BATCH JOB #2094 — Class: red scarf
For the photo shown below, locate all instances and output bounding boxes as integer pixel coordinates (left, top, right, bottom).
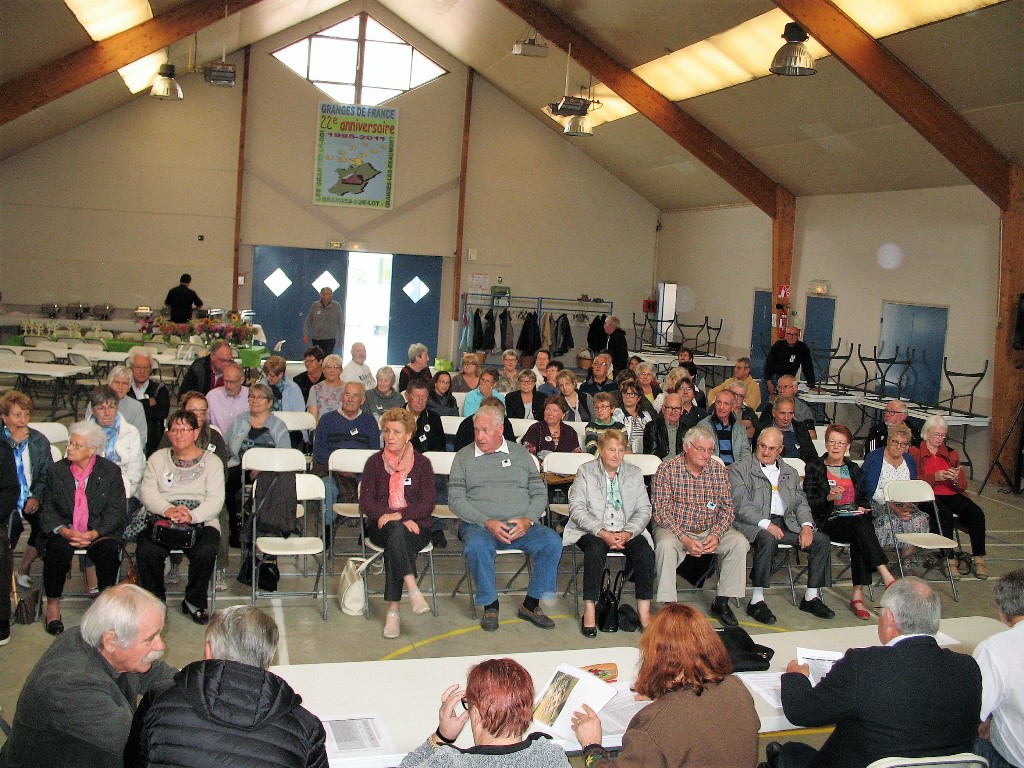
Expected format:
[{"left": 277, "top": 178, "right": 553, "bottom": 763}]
[{"left": 382, "top": 443, "right": 414, "bottom": 510}]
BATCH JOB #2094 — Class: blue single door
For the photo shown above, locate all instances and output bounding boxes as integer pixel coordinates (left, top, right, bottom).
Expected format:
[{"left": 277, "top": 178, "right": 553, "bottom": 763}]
[
  {"left": 879, "top": 302, "right": 948, "bottom": 403},
  {"left": 804, "top": 296, "right": 836, "bottom": 382},
  {"left": 387, "top": 254, "right": 443, "bottom": 365},
  {"left": 749, "top": 290, "right": 773, "bottom": 379}
]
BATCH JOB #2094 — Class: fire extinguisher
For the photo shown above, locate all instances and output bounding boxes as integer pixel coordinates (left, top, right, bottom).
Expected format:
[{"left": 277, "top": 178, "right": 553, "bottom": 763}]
[{"left": 778, "top": 308, "right": 788, "bottom": 339}]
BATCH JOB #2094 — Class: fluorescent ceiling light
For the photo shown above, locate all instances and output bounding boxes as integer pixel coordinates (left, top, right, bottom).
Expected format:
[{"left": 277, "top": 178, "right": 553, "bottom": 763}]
[
  {"left": 65, "top": 0, "right": 158, "bottom": 93},
  {"left": 557, "top": 0, "right": 1003, "bottom": 129}
]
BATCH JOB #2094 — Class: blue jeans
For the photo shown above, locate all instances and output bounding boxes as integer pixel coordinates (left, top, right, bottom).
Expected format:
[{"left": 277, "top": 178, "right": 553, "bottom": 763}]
[
  {"left": 460, "top": 522, "right": 562, "bottom": 607},
  {"left": 974, "top": 737, "right": 1016, "bottom": 768}
]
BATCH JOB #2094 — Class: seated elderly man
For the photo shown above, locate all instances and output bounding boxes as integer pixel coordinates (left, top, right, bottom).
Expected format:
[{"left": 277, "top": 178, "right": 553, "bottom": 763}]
[
  {"left": 754, "top": 396, "right": 818, "bottom": 465},
  {"left": 651, "top": 425, "right": 749, "bottom": 627},
  {"left": 707, "top": 357, "right": 761, "bottom": 411},
  {"left": 127, "top": 350, "right": 170, "bottom": 456},
  {"left": 341, "top": 341, "right": 376, "bottom": 389},
  {"left": 973, "top": 568, "right": 1024, "bottom": 768},
  {"left": 697, "top": 391, "right": 751, "bottom": 466},
  {"left": 126, "top": 605, "right": 327, "bottom": 767},
  {"left": 0, "top": 584, "right": 175, "bottom": 768},
  {"left": 449, "top": 403, "right": 561, "bottom": 632},
  {"left": 181, "top": 339, "right": 236, "bottom": 395},
  {"left": 104, "top": 365, "right": 148, "bottom": 450},
  {"left": 865, "top": 399, "right": 921, "bottom": 454},
  {"left": 728, "top": 380, "right": 759, "bottom": 441},
  {"left": 580, "top": 353, "right": 618, "bottom": 398},
  {"left": 730, "top": 427, "right": 834, "bottom": 626},
  {"left": 768, "top": 578, "right": 981, "bottom": 768},
  {"left": 642, "top": 392, "right": 686, "bottom": 460},
  {"left": 406, "top": 379, "right": 445, "bottom": 453},
  {"left": 758, "top": 374, "right": 817, "bottom": 438},
  {"left": 206, "top": 362, "right": 249, "bottom": 433},
  {"left": 312, "top": 382, "right": 381, "bottom": 521}
]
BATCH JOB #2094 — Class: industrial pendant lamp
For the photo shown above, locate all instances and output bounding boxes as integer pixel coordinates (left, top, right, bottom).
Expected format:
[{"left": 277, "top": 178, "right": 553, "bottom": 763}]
[
  {"left": 769, "top": 22, "right": 816, "bottom": 76},
  {"left": 564, "top": 115, "right": 592, "bottom": 137},
  {"left": 150, "top": 63, "right": 183, "bottom": 99}
]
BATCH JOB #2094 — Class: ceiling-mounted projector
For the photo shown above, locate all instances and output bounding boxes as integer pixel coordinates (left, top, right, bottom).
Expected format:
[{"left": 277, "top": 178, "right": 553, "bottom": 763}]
[
  {"left": 204, "top": 62, "right": 236, "bottom": 86},
  {"left": 547, "top": 95, "right": 591, "bottom": 117},
  {"left": 513, "top": 37, "right": 548, "bottom": 57}
]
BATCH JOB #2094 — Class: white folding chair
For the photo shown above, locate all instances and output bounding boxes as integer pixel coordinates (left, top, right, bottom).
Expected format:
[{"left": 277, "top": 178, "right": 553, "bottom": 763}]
[
  {"left": 866, "top": 754, "right": 988, "bottom": 768},
  {"left": 622, "top": 453, "right": 662, "bottom": 475},
  {"left": 250, "top": 473, "right": 328, "bottom": 619},
  {"left": 542, "top": 452, "right": 596, "bottom": 522},
  {"left": 31, "top": 421, "right": 70, "bottom": 445},
  {"left": 275, "top": 410, "right": 316, "bottom": 433},
  {"left": 884, "top": 479, "right": 960, "bottom": 600},
  {"left": 508, "top": 418, "right": 535, "bottom": 439},
  {"left": 440, "top": 415, "right": 462, "bottom": 436},
  {"left": 782, "top": 457, "right": 806, "bottom": 477},
  {"left": 327, "top": 448, "right": 378, "bottom": 569},
  {"left": 50, "top": 444, "right": 62, "bottom": 462},
  {"left": 452, "top": 391, "right": 468, "bottom": 414},
  {"left": 424, "top": 451, "right": 456, "bottom": 520}
]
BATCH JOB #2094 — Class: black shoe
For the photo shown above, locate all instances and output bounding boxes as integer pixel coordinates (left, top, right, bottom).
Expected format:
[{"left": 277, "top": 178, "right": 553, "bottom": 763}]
[
  {"left": 709, "top": 599, "right": 739, "bottom": 627},
  {"left": 480, "top": 608, "right": 499, "bottom": 632},
  {"left": 746, "top": 600, "right": 777, "bottom": 625},
  {"left": 181, "top": 600, "right": 209, "bottom": 625},
  {"left": 0, "top": 620, "right": 10, "bottom": 646},
  {"left": 45, "top": 618, "right": 64, "bottom": 636},
  {"left": 580, "top": 618, "right": 597, "bottom": 638},
  {"left": 799, "top": 597, "right": 836, "bottom": 619},
  {"left": 517, "top": 605, "right": 555, "bottom": 629},
  {"left": 430, "top": 530, "right": 448, "bottom": 549},
  {"left": 766, "top": 741, "right": 782, "bottom": 768}
]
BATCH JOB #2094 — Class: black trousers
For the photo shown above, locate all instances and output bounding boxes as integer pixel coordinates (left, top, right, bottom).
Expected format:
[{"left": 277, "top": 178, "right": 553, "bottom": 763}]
[
  {"left": 820, "top": 515, "right": 887, "bottom": 586},
  {"left": 43, "top": 535, "right": 120, "bottom": 599},
  {"left": 367, "top": 521, "right": 430, "bottom": 602},
  {"left": 931, "top": 495, "right": 986, "bottom": 556},
  {"left": 749, "top": 525, "right": 832, "bottom": 589},
  {"left": 0, "top": 519, "right": 12, "bottom": 623},
  {"left": 576, "top": 533, "right": 655, "bottom": 601},
  {"left": 137, "top": 526, "right": 220, "bottom": 609},
  {"left": 226, "top": 465, "right": 244, "bottom": 547},
  {"left": 312, "top": 338, "right": 337, "bottom": 356}
]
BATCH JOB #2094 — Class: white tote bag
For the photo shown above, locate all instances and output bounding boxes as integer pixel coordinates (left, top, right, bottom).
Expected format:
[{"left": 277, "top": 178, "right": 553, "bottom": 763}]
[{"left": 337, "top": 553, "right": 382, "bottom": 616}]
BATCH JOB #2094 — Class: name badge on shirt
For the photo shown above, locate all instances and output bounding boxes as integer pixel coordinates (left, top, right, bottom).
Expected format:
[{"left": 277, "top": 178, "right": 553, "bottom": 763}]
[
  {"left": 162, "top": 472, "right": 174, "bottom": 488},
  {"left": 419, "top": 434, "right": 427, "bottom": 442},
  {"left": 403, "top": 477, "right": 412, "bottom": 485},
  {"left": 501, "top": 459, "right": 512, "bottom": 468},
  {"left": 544, "top": 435, "right": 553, "bottom": 442},
  {"left": 827, "top": 479, "right": 837, "bottom": 487},
  {"left": 707, "top": 501, "right": 716, "bottom": 511},
  {"left": 207, "top": 444, "right": 217, "bottom": 453},
  {"left": 350, "top": 429, "right": 359, "bottom": 436}
]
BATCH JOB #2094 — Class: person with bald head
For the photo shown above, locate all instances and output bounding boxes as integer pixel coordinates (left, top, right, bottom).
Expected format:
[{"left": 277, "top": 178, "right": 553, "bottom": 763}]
[
  {"left": 864, "top": 399, "right": 920, "bottom": 454},
  {"left": 341, "top": 341, "right": 376, "bottom": 389},
  {"left": 758, "top": 374, "right": 817, "bottom": 439},
  {"left": 642, "top": 393, "right": 687, "bottom": 460},
  {"left": 128, "top": 350, "right": 170, "bottom": 456},
  {"left": 730, "top": 427, "right": 834, "bottom": 625}
]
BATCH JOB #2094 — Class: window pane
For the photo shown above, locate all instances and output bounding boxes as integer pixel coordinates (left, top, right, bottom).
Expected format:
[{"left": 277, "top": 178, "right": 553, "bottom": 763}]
[
  {"left": 272, "top": 39, "right": 310, "bottom": 78},
  {"left": 410, "top": 50, "right": 445, "bottom": 88},
  {"left": 342, "top": 253, "right": 393, "bottom": 370},
  {"left": 361, "top": 87, "right": 402, "bottom": 106},
  {"left": 362, "top": 41, "right": 411, "bottom": 90},
  {"left": 321, "top": 16, "right": 360, "bottom": 39},
  {"left": 317, "top": 83, "right": 356, "bottom": 103},
  {"left": 309, "top": 37, "right": 357, "bottom": 82},
  {"left": 365, "top": 17, "right": 403, "bottom": 44}
]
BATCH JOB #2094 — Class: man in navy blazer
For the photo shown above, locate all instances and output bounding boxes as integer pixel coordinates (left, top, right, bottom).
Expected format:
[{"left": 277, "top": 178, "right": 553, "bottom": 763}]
[{"left": 768, "top": 577, "right": 982, "bottom": 768}]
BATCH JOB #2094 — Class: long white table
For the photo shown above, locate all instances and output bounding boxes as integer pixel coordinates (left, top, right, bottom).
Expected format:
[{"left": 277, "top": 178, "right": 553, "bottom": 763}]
[
  {"left": 0, "top": 358, "right": 90, "bottom": 419},
  {"left": 272, "top": 616, "right": 1004, "bottom": 768}
]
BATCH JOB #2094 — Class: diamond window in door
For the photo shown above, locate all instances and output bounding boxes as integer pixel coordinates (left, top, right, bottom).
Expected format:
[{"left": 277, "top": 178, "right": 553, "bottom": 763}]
[
  {"left": 312, "top": 271, "right": 341, "bottom": 293},
  {"left": 403, "top": 277, "right": 429, "bottom": 303},
  {"left": 263, "top": 268, "right": 293, "bottom": 297}
]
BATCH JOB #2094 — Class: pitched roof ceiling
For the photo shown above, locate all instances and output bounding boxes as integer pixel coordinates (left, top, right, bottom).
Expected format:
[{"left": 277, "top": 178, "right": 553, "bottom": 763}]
[{"left": 1, "top": 0, "right": 1020, "bottom": 211}]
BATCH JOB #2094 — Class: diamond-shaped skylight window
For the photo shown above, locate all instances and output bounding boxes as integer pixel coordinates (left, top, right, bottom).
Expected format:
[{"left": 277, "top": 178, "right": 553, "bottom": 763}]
[
  {"left": 312, "top": 271, "right": 341, "bottom": 293},
  {"left": 403, "top": 277, "right": 429, "bottom": 303},
  {"left": 264, "top": 268, "right": 293, "bottom": 297}
]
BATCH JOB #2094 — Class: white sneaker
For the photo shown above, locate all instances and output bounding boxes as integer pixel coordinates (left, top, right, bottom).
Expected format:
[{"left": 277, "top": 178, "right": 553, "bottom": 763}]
[
  {"left": 15, "top": 574, "right": 32, "bottom": 589},
  {"left": 215, "top": 570, "right": 227, "bottom": 592},
  {"left": 166, "top": 564, "right": 180, "bottom": 585}
]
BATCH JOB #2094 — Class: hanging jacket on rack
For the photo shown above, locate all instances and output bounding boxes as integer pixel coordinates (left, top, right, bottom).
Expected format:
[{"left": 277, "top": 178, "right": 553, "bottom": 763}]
[
  {"left": 588, "top": 314, "right": 608, "bottom": 353},
  {"left": 541, "top": 313, "right": 553, "bottom": 351},
  {"left": 499, "top": 309, "right": 514, "bottom": 350},
  {"left": 552, "top": 313, "right": 574, "bottom": 356},
  {"left": 472, "top": 309, "right": 484, "bottom": 351},
  {"left": 459, "top": 312, "right": 473, "bottom": 353},
  {"left": 516, "top": 312, "right": 541, "bottom": 357},
  {"left": 481, "top": 308, "right": 497, "bottom": 351}
]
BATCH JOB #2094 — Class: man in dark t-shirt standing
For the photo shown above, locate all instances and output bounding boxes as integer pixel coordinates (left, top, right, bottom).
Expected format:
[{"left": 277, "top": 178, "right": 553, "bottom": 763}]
[{"left": 164, "top": 273, "right": 203, "bottom": 323}]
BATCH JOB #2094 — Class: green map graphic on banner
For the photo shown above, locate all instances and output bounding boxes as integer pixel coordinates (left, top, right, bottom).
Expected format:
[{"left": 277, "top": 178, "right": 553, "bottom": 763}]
[{"left": 315, "top": 102, "right": 397, "bottom": 208}]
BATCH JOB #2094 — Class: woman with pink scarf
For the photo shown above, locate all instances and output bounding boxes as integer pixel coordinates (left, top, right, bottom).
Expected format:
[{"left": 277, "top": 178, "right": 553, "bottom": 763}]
[
  {"left": 39, "top": 421, "right": 127, "bottom": 635},
  {"left": 359, "top": 408, "right": 437, "bottom": 639}
]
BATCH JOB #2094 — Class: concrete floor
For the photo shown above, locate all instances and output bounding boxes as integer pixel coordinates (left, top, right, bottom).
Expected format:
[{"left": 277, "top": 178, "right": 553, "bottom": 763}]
[{"left": 2, "top": 479, "right": 1022, "bottom": 760}]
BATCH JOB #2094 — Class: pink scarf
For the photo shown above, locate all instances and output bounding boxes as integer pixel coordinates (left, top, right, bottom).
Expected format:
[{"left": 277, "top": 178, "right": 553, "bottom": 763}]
[
  {"left": 69, "top": 455, "right": 97, "bottom": 533},
  {"left": 382, "top": 444, "right": 414, "bottom": 511}
]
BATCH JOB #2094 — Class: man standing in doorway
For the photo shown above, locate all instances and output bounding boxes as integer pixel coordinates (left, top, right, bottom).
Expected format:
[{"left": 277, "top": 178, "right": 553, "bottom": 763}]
[
  {"left": 164, "top": 274, "right": 203, "bottom": 323},
  {"left": 303, "top": 287, "right": 343, "bottom": 356}
]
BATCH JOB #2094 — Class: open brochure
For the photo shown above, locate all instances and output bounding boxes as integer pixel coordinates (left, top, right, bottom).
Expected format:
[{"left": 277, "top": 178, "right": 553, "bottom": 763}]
[
  {"left": 796, "top": 647, "right": 845, "bottom": 686},
  {"left": 599, "top": 679, "right": 653, "bottom": 733},
  {"left": 533, "top": 663, "right": 618, "bottom": 740},
  {"left": 322, "top": 714, "right": 395, "bottom": 757}
]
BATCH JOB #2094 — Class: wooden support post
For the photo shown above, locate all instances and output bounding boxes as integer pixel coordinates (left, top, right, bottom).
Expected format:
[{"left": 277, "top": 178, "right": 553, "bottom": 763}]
[
  {"left": 772, "top": 186, "right": 796, "bottom": 330},
  {"left": 452, "top": 68, "right": 474, "bottom": 322},
  {"left": 231, "top": 47, "right": 250, "bottom": 312}
]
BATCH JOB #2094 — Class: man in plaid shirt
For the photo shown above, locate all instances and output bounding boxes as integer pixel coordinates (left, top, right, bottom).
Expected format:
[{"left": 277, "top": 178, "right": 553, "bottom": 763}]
[{"left": 652, "top": 425, "right": 750, "bottom": 627}]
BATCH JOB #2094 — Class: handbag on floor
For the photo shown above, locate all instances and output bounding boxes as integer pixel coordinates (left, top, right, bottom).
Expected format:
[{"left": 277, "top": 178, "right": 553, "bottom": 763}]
[
  {"left": 12, "top": 573, "right": 40, "bottom": 625},
  {"left": 595, "top": 569, "right": 621, "bottom": 633},
  {"left": 337, "top": 553, "right": 381, "bottom": 616}
]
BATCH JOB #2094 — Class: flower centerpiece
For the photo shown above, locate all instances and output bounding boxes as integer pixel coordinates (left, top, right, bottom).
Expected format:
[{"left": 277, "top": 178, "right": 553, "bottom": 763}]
[{"left": 140, "top": 314, "right": 256, "bottom": 346}]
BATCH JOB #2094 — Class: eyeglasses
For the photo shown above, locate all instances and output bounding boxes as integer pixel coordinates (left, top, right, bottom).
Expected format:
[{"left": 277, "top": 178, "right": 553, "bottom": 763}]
[
  {"left": 663, "top": 406, "right": 682, "bottom": 411},
  {"left": 621, "top": 391, "right": 639, "bottom": 397},
  {"left": 826, "top": 440, "right": 849, "bottom": 447},
  {"left": 213, "top": 355, "right": 234, "bottom": 364},
  {"left": 67, "top": 440, "right": 89, "bottom": 451},
  {"left": 93, "top": 402, "right": 117, "bottom": 411},
  {"left": 168, "top": 427, "right": 197, "bottom": 435},
  {"left": 930, "top": 432, "right": 948, "bottom": 439},
  {"left": 186, "top": 408, "right": 208, "bottom": 415},
  {"left": 888, "top": 439, "right": 910, "bottom": 447},
  {"left": 248, "top": 394, "right": 270, "bottom": 401},
  {"left": 757, "top": 443, "right": 782, "bottom": 452},
  {"left": 323, "top": 364, "right": 341, "bottom": 370},
  {"left": 884, "top": 409, "right": 906, "bottom": 416}
]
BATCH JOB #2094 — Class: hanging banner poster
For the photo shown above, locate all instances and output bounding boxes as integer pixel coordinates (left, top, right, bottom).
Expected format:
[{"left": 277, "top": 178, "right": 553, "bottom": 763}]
[{"left": 315, "top": 102, "right": 397, "bottom": 208}]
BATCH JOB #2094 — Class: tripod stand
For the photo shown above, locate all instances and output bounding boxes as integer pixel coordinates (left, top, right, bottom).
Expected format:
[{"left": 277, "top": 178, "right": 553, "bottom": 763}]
[{"left": 979, "top": 398, "right": 1024, "bottom": 494}]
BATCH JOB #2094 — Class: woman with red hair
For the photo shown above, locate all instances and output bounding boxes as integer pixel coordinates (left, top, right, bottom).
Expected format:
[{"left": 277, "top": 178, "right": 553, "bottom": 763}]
[
  {"left": 401, "top": 658, "right": 570, "bottom": 768},
  {"left": 570, "top": 603, "right": 758, "bottom": 768}
]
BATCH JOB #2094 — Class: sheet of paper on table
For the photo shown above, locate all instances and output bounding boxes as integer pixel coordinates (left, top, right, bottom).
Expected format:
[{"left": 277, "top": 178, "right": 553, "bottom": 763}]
[
  {"left": 737, "top": 672, "right": 784, "bottom": 709},
  {"left": 598, "top": 680, "right": 652, "bottom": 732},
  {"left": 796, "top": 647, "right": 844, "bottom": 687},
  {"left": 323, "top": 714, "right": 395, "bottom": 757},
  {"left": 533, "top": 663, "right": 617, "bottom": 740}
]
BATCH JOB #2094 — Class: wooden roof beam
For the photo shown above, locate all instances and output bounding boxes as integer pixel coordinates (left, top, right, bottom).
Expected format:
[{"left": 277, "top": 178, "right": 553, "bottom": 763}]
[
  {"left": 494, "top": 0, "right": 786, "bottom": 218},
  {"left": 0, "top": 0, "right": 266, "bottom": 128},
  {"left": 772, "top": 0, "right": 1012, "bottom": 211}
]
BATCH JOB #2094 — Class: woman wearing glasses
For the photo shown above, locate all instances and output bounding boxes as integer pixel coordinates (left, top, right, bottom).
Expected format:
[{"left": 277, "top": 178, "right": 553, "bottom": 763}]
[
  {"left": 804, "top": 424, "right": 896, "bottom": 620},
  {"left": 612, "top": 384, "right": 656, "bottom": 454},
  {"left": 859, "top": 423, "right": 930, "bottom": 560},
  {"left": 910, "top": 414, "right": 988, "bottom": 578}
]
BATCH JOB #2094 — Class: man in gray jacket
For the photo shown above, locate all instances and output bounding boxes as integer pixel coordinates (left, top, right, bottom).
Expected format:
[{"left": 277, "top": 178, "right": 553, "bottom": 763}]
[
  {"left": 302, "top": 287, "right": 344, "bottom": 355},
  {"left": 730, "top": 427, "right": 834, "bottom": 625}
]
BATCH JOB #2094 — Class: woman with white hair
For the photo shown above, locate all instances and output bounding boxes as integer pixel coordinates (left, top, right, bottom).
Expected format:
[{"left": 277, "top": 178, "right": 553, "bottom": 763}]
[
  {"left": 38, "top": 420, "right": 127, "bottom": 635},
  {"left": 399, "top": 343, "right": 432, "bottom": 393},
  {"left": 496, "top": 349, "right": 520, "bottom": 393},
  {"left": 365, "top": 366, "right": 407, "bottom": 417},
  {"left": 910, "top": 414, "right": 988, "bottom": 578},
  {"left": 104, "top": 364, "right": 148, "bottom": 449}
]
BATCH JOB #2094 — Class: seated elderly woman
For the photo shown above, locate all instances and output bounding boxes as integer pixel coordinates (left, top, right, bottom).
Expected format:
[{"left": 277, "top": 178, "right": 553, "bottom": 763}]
[
  {"left": 910, "top": 414, "right": 988, "bottom": 578},
  {"left": 38, "top": 420, "right": 126, "bottom": 635},
  {"left": 504, "top": 370, "right": 544, "bottom": 421},
  {"left": 635, "top": 362, "right": 662, "bottom": 405},
  {"left": 556, "top": 370, "right": 593, "bottom": 423},
  {"left": 450, "top": 352, "right": 481, "bottom": 394},
  {"left": 400, "top": 658, "right": 570, "bottom": 768},
  {"left": 305, "top": 353, "right": 345, "bottom": 423},
  {"left": 804, "top": 424, "right": 896, "bottom": 620},
  {"left": 104, "top": 364, "right": 148, "bottom": 449},
  {"left": 1, "top": 391, "right": 54, "bottom": 589},
  {"left": 571, "top": 604, "right": 759, "bottom": 768},
  {"left": 613, "top": 382, "right": 656, "bottom": 454},
  {"left": 565, "top": 429, "right": 654, "bottom": 635},
  {"left": 224, "top": 382, "right": 290, "bottom": 548},
  {"left": 521, "top": 396, "right": 581, "bottom": 458},
  {"left": 859, "top": 422, "right": 931, "bottom": 559},
  {"left": 462, "top": 368, "right": 505, "bottom": 417},
  {"left": 360, "top": 408, "right": 437, "bottom": 639},
  {"left": 496, "top": 350, "right": 520, "bottom": 393},
  {"left": 364, "top": 366, "right": 407, "bottom": 419},
  {"left": 137, "top": 410, "right": 226, "bottom": 625},
  {"left": 584, "top": 392, "right": 624, "bottom": 455},
  {"left": 259, "top": 354, "right": 307, "bottom": 449},
  {"left": 88, "top": 385, "right": 145, "bottom": 503}
]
